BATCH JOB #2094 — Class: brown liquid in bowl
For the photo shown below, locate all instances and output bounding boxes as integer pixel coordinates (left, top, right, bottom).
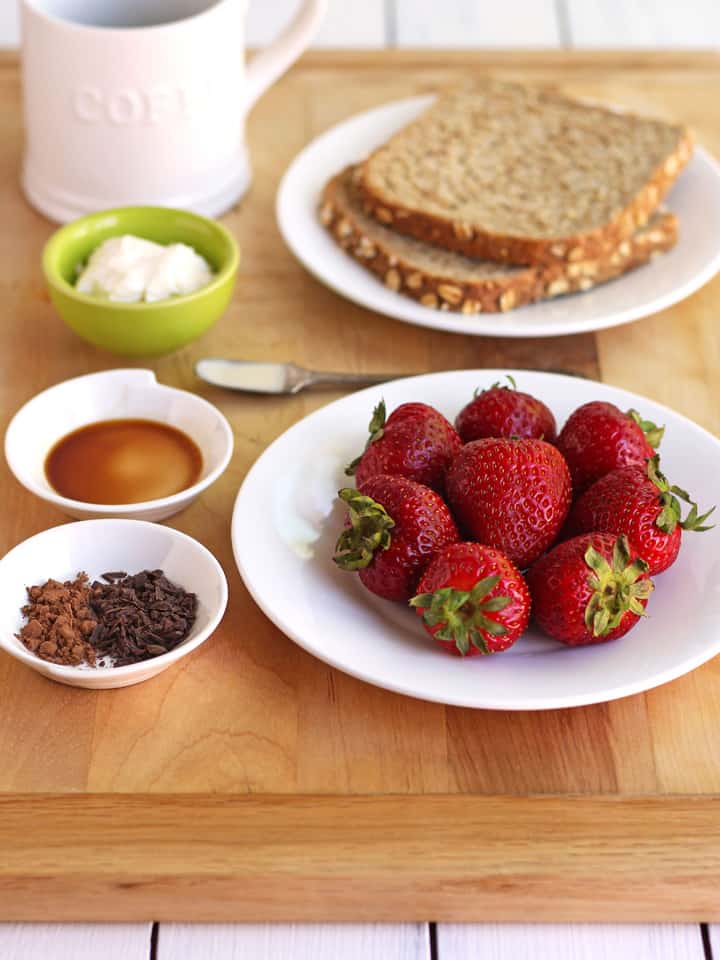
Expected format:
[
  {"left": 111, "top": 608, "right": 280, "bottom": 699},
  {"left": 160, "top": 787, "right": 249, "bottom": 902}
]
[{"left": 45, "top": 419, "right": 203, "bottom": 505}]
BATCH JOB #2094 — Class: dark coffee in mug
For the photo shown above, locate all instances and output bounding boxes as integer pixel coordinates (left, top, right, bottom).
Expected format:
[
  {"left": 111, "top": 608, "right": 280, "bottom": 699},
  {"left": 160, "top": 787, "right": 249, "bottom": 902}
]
[{"left": 26, "top": 0, "right": 219, "bottom": 29}]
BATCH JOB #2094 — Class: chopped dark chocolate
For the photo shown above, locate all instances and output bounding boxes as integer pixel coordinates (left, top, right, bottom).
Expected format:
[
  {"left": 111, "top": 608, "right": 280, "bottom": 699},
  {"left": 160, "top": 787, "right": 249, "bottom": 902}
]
[{"left": 89, "top": 570, "right": 198, "bottom": 667}]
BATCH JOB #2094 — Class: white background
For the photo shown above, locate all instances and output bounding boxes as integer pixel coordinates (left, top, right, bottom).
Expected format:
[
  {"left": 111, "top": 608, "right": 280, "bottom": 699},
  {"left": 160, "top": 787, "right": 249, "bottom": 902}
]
[{"left": 2, "top": 0, "right": 720, "bottom": 48}]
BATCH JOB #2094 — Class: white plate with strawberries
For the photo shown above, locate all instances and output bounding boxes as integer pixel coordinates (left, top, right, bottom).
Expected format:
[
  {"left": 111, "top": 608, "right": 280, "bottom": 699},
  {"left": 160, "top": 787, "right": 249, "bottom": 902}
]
[{"left": 232, "top": 370, "right": 720, "bottom": 710}]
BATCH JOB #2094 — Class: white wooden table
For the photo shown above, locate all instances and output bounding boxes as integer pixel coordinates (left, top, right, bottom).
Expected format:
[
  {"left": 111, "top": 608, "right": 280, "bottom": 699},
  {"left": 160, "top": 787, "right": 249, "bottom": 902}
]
[
  {"left": 0, "top": 922, "right": 716, "bottom": 959},
  {"left": 3, "top": 0, "right": 720, "bottom": 47},
  {"left": 2, "top": 1, "right": 719, "bottom": 956}
]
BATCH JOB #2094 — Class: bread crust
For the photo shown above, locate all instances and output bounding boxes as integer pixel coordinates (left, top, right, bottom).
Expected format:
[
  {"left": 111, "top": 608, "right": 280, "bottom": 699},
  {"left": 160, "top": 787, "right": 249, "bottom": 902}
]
[
  {"left": 356, "top": 88, "right": 692, "bottom": 267},
  {"left": 320, "top": 171, "right": 678, "bottom": 315}
]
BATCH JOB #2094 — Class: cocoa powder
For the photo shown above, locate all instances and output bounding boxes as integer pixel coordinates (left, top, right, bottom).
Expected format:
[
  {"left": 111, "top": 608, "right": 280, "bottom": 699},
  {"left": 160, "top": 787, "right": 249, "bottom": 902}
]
[
  {"left": 17, "top": 573, "right": 98, "bottom": 666},
  {"left": 17, "top": 569, "right": 198, "bottom": 669}
]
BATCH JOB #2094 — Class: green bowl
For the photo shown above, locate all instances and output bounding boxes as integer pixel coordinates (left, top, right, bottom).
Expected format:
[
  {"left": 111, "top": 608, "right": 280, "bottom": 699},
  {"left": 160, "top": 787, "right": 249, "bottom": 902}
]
[{"left": 42, "top": 206, "right": 240, "bottom": 357}]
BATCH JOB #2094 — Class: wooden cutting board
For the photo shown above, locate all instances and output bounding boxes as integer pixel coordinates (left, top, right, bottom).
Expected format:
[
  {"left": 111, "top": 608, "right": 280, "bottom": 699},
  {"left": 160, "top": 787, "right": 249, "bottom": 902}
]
[{"left": 0, "top": 50, "right": 719, "bottom": 922}]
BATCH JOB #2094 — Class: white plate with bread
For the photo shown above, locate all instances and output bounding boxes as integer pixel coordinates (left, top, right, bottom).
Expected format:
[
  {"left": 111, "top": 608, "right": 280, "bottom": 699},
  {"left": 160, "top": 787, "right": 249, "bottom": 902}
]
[{"left": 277, "top": 82, "right": 720, "bottom": 338}]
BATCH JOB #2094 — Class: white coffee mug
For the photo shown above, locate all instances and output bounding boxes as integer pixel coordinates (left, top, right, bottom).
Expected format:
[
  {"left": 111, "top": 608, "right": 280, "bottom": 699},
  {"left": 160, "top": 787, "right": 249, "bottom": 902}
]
[{"left": 21, "top": 0, "right": 327, "bottom": 222}]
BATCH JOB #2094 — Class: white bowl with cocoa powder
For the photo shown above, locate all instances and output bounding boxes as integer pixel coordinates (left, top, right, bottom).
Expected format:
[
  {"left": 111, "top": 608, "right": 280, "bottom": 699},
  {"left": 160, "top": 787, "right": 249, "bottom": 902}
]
[{"left": 0, "top": 519, "right": 228, "bottom": 689}]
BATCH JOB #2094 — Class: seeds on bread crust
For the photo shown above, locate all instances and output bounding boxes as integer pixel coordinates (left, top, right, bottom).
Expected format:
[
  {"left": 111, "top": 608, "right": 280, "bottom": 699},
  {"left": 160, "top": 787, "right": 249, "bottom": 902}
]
[
  {"left": 385, "top": 268, "right": 401, "bottom": 291},
  {"left": 319, "top": 166, "right": 678, "bottom": 316},
  {"left": 453, "top": 221, "right": 475, "bottom": 240},
  {"left": 546, "top": 278, "right": 570, "bottom": 296},
  {"left": 437, "top": 284, "right": 464, "bottom": 306},
  {"left": 355, "top": 236, "right": 376, "bottom": 258},
  {"left": 335, "top": 217, "right": 352, "bottom": 238},
  {"left": 461, "top": 299, "right": 482, "bottom": 314},
  {"left": 499, "top": 290, "right": 517, "bottom": 312}
]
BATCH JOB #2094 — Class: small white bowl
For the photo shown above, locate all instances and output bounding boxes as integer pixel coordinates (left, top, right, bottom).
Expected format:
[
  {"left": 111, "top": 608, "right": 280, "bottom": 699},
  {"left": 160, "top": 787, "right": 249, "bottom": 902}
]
[
  {"left": 0, "top": 519, "right": 228, "bottom": 689},
  {"left": 4, "top": 369, "right": 233, "bottom": 521}
]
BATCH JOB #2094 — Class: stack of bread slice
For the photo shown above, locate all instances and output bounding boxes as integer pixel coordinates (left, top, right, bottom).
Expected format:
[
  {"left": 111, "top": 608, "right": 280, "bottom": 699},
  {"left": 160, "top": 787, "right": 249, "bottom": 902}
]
[{"left": 319, "top": 79, "right": 692, "bottom": 315}]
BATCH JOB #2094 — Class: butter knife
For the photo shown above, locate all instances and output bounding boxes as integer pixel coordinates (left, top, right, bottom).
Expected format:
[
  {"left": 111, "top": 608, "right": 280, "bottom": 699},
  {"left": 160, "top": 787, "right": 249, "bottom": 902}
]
[{"left": 195, "top": 358, "right": 409, "bottom": 395}]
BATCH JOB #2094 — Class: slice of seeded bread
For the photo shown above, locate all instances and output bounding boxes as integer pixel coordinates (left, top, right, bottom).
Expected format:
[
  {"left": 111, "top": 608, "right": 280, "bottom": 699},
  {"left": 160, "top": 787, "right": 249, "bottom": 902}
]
[
  {"left": 320, "top": 167, "right": 678, "bottom": 314},
  {"left": 357, "top": 79, "right": 691, "bottom": 267}
]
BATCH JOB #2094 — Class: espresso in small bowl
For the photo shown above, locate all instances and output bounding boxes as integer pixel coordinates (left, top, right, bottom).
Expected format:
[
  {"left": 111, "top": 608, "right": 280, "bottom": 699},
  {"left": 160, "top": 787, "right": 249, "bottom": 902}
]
[
  {"left": 5, "top": 369, "right": 233, "bottom": 522},
  {"left": 46, "top": 419, "right": 203, "bottom": 505}
]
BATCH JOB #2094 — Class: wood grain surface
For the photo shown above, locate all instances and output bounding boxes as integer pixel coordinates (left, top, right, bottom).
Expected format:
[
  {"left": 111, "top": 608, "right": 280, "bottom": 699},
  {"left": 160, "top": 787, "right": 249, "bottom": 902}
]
[
  {"left": 0, "top": 50, "right": 718, "bottom": 920},
  {"left": 1, "top": 795, "right": 719, "bottom": 922}
]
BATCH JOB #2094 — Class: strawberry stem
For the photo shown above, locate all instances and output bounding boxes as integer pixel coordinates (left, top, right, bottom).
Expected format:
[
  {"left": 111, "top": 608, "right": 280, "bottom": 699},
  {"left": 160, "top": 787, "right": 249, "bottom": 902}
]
[
  {"left": 410, "top": 575, "right": 511, "bottom": 656},
  {"left": 345, "top": 399, "right": 386, "bottom": 476},
  {"left": 646, "top": 456, "right": 715, "bottom": 533},
  {"left": 334, "top": 488, "right": 394, "bottom": 570},
  {"left": 583, "top": 535, "right": 654, "bottom": 637},
  {"left": 627, "top": 408, "right": 665, "bottom": 449},
  {"left": 478, "top": 374, "right": 517, "bottom": 397}
]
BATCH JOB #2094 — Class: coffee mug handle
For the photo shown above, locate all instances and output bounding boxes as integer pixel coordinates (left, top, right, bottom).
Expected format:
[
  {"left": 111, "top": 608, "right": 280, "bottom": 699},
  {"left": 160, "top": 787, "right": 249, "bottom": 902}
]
[{"left": 244, "top": 0, "right": 328, "bottom": 113}]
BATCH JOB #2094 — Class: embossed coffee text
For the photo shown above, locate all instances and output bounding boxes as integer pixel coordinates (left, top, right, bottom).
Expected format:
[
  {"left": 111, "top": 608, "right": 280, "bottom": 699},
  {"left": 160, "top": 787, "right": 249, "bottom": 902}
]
[{"left": 72, "top": 85, "right": 205, "bottom": 125}]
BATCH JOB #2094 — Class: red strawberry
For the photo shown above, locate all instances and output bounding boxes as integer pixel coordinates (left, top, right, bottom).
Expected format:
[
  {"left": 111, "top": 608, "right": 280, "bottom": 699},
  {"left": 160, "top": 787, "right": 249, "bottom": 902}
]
[
  {"left": 556, "top": 401, "right": 663, "bottom": 495},
  {"left": 567, "top": 456, "right": 715, "bottom": 575},
  {"left": 526, "top": 533, "right": 653, "bottom": 646},
  {"left": 334, "top": 475, "right": 459, "bottom": 602},
  {"left": 347, "top": 400, "right": 462, "bottom": 493},
  {"left": 446, "top": 437, "right": 572, "bottom": 569},
  {"left": 410, "top": 542, "right": 530, "bottom": 656},
  {"left": 455, "top": 375, "right": 557, "bottom": 443}
]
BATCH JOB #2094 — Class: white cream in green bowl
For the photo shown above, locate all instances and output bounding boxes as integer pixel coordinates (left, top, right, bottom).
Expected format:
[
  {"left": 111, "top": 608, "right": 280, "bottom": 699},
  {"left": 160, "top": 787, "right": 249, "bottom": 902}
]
[
  {"left": 42, "top": 205, "right": 240, "bottom": 356},
  {"left": 76, "top": 234, "right": 214, "bottom": 304}
]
